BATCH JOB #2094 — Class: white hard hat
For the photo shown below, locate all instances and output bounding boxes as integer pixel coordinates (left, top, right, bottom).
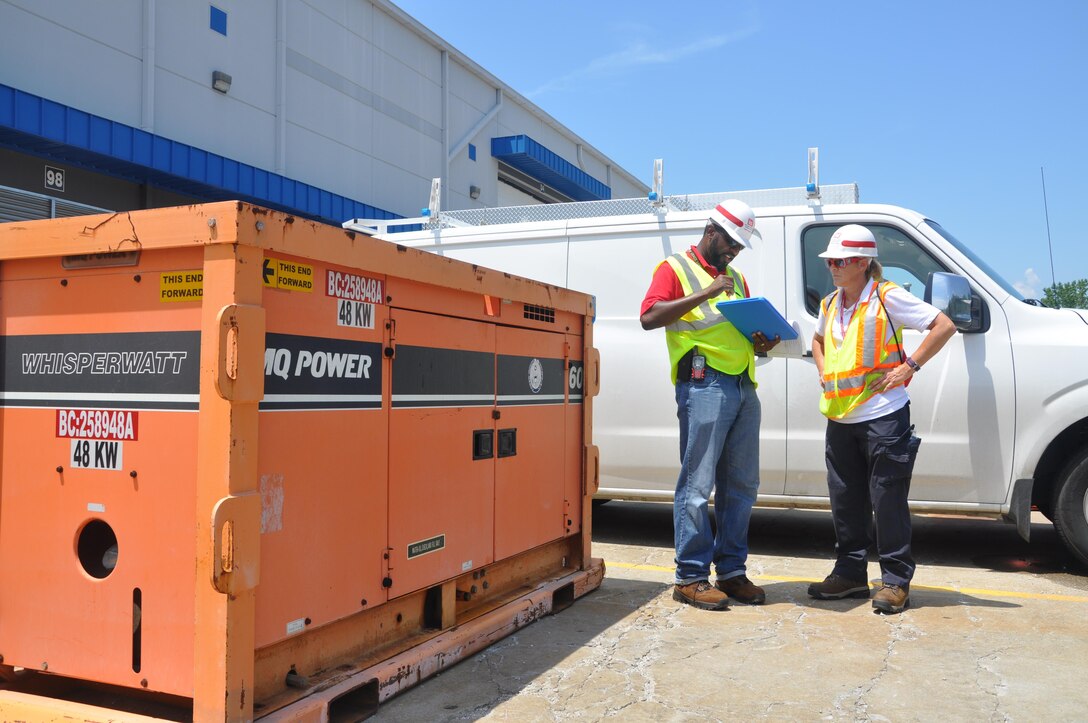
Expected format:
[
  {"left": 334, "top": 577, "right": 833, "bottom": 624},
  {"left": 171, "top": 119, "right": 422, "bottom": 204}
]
[
  {"left": 708, "top": 199, "right": 761, "bottom": 249},
  {"left": 819, "top": 224, "right": 878, "bottom": 259}
]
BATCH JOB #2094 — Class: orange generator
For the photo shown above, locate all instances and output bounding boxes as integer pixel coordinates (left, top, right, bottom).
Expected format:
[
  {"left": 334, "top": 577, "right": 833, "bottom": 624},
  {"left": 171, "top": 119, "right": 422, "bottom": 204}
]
[{"left": 0, "top": 202, "right": 602, "bottom": 721}]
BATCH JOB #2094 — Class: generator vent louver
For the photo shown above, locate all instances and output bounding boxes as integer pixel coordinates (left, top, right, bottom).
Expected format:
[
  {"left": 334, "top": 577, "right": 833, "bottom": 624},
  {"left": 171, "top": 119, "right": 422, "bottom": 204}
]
[{"left": 523, "top": 304, "right": 555, "bottom": 323}]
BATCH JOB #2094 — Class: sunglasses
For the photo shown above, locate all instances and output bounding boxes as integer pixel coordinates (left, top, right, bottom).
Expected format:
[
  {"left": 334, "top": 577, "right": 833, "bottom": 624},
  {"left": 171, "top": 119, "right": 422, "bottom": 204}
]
[
  {"left": 825, "top": 257, "right": 864, "bottom": 269},
  {"left": 711, "top": 223, "right": 745, "bottom": 251}
]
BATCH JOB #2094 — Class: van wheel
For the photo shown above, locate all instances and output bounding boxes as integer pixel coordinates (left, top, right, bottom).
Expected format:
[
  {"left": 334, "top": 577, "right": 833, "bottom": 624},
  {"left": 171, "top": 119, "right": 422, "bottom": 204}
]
[{"left": 1051, "top": 449, "right": 1088, "bottom": 568}]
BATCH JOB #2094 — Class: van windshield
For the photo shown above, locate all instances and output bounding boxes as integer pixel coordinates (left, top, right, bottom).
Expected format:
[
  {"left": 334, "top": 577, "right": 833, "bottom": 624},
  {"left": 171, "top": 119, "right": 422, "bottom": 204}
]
[{"left": 923, "top": 219, "right": 1025, "bottom": 301}]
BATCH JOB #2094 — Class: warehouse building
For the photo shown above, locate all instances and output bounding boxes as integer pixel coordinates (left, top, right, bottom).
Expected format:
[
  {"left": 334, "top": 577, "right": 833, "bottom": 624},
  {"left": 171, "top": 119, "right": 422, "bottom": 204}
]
[{"left": 0, "top": 0, "right": 647, "bottom": 226}]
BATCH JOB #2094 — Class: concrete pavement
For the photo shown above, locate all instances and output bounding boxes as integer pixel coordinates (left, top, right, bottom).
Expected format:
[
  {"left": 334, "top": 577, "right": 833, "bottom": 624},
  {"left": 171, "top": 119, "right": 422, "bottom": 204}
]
[{"left": 373, "top": 504, "right": 1088, "bottom": 721}]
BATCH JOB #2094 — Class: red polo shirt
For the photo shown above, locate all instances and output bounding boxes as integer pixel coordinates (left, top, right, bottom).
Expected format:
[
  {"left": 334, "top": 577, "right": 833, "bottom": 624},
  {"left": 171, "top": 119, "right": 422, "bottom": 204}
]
[{"left": 640, "top": 246, "right": 750, "bottom": 316}]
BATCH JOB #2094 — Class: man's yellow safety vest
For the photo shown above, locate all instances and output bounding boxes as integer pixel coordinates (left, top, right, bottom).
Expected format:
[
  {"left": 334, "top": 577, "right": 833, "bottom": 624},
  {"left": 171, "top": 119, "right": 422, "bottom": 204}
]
[
  {"left": 819, "top": 281, "right": 906, "bottom": 419},
  {"left": 660, "top": 252, "right": 755, "bottom": 385}
]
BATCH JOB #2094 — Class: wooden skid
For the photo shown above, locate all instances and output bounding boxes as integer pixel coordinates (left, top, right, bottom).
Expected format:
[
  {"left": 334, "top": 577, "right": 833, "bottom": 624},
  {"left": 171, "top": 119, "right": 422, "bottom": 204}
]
[{"left": 263, "top": 558, "right": 604, "bottom": 722}]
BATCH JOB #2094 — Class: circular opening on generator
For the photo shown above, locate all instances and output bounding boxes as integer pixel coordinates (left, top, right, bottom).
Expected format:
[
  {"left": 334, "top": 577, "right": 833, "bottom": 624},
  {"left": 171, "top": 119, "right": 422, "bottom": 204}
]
[{"left": 77, "top": 519, "right": 119, "bottom": 579}]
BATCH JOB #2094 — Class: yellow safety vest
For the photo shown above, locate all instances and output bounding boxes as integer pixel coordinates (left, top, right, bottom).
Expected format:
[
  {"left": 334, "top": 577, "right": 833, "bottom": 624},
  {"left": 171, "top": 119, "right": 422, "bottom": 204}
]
[
  {"left": 660, "top": 252, "right": 755, "bottom": 385},
  {"left": 819, "top": 281, "right": 906, "bottom": 419}
]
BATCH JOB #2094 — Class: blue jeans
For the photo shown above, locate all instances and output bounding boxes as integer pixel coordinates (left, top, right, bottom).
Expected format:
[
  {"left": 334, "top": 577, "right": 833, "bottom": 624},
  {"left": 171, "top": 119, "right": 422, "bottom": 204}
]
[{"left": 673, "top": 368, "right": 761, "bottom": 584}]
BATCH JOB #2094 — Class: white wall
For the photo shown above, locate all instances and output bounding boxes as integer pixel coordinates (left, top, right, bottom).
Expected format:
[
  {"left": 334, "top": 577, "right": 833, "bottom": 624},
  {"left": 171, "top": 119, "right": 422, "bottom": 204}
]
[
  {"left": 0, "top": 0, "right": 647, "bottom": 219},
  {"left": 0, "top": 1, "right": 144, "bottom": 125}
]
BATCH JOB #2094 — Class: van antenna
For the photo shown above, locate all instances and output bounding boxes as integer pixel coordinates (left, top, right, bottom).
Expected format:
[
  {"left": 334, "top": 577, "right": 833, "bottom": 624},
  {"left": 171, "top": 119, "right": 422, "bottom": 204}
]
[{"left": 1040, "top": 166, "right": 1056, "bottom": 289}]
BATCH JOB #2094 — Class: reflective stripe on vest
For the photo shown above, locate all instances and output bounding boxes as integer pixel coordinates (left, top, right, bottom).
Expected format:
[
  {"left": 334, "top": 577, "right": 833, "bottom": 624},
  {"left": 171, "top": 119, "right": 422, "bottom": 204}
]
[
  {"left": 819, "top": 281, "right": 905, "bottom": 419},
  {"left": 659, "top": 252, "right": 755, "bottom": 385},
  {"left": 664, "top": 253, "right": 740, "bottom": 332}
]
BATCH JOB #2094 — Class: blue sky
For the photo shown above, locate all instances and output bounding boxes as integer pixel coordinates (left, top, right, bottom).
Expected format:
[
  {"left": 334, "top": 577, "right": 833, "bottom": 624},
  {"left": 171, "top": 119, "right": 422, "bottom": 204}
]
[{"left": 396, "top": 0, "right": 1088, "bottom": 298}]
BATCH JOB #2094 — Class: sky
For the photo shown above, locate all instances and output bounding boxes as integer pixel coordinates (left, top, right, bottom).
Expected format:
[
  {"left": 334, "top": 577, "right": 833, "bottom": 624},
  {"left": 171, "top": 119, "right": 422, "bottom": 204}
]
[{"left": 394, "top": 0, "right": 1088, "bottom": 298}]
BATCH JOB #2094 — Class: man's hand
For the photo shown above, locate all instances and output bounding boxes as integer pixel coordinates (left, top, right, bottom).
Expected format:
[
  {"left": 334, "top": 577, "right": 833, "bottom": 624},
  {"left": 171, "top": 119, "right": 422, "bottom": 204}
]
[
  {"left": 751, "top": 331, "right": 781, "bottom": 354},
  {"left": 640, "top": 269, "right": 735, "bottom": 331},
  {"left": 707, "top": 273, "right": 734, "bottom": 298}
]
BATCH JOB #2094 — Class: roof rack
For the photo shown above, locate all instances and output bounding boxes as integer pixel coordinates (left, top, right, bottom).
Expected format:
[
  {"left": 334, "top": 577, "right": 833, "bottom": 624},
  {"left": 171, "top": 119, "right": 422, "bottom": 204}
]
[
  {"left": 343, "top": 183, "right": 859, "bottom": 235},
  {"left": 342, "top": 149, "right": 858, "bottom": 235}
]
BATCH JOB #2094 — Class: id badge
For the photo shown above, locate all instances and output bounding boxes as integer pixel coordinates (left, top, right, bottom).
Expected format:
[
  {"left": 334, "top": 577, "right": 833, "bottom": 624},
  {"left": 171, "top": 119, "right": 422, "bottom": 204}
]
[{"left": 691, "top": 354, "right": 706, "bottom": 381}]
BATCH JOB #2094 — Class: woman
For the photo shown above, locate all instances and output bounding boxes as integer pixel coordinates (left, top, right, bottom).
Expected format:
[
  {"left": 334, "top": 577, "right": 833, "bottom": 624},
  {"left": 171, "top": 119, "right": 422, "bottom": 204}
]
[{"left": 807, "top": 224, "right": 956, "bottom": 613}]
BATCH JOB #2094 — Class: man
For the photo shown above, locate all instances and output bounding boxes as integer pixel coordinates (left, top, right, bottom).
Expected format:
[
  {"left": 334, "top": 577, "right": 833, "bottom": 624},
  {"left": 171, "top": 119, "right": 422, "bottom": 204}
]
[{"left": 640, "top": 199, "right": 779, "bottom": 610}]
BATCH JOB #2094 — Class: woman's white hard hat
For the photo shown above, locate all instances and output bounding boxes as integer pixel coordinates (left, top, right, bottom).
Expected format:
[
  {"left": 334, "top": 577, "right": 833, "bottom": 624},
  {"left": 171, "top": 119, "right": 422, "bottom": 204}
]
[{"left": 819, "top": 224, "right": 878, "bottom": 259}]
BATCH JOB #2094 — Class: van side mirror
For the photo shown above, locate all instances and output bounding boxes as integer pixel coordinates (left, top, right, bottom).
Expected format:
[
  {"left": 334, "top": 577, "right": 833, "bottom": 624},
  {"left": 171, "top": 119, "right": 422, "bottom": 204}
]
[{"left": 925, "top": 272, "right": 981, "bottom": 332}]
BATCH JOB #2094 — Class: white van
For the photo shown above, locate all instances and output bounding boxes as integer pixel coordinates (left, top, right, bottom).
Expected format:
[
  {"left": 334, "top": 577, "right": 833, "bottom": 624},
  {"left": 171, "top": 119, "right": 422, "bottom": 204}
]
[{"left": 350, "top": 183, "right": 1088, "bottom": 566}]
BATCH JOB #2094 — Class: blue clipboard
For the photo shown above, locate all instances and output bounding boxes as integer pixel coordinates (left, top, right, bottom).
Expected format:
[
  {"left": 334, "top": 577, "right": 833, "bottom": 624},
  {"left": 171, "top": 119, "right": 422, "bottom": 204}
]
[{"left": 714, "top": 297, "right": 798, "bottom": 341}]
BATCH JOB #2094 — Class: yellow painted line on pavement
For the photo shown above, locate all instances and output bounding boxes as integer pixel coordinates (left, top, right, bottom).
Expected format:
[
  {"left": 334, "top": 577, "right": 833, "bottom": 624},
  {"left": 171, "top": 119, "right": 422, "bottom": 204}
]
[
  {"left": 606, "top": 561, "right": 675, "bottom": 573},
  {"left": 605, "top": 561, "right": 1088, "bottom": 603}
]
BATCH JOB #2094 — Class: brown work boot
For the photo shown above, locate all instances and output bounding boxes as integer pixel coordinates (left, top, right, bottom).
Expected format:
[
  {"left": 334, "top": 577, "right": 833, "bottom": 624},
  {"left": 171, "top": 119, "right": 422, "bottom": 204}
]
[
  {"left": 715, "top": 575, "right": 766, "bottom": 605},
  {"left": 807, "top": 574, "right": 870, "bottom": 600},
  {"left": 872, "top": 583, "right": 910, "bottom": 614},
  {"left": 673, "top": 580, "right": 731, "bottom": 611}
]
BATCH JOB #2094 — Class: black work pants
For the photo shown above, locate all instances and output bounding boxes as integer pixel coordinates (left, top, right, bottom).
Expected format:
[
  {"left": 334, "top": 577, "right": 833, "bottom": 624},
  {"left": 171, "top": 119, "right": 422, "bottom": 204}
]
[{"left": 825, "top": 404, "right": 921, "bottom": 587}]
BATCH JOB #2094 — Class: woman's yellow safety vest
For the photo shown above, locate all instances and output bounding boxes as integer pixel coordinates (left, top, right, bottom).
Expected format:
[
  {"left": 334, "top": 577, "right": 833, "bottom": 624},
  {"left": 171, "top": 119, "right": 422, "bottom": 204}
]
[
  {"left": 819, "top": 281, "right": 906, "bottom": 419},
  {"left": 661, "top": 252, "right": 755, "bottom": 385}
]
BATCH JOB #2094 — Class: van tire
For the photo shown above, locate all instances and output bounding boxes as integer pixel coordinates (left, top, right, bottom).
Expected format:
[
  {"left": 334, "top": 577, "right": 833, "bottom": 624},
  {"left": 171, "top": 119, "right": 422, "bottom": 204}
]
[{"left": 1051, "top": 449, "right": 1088, "bottom": 568}]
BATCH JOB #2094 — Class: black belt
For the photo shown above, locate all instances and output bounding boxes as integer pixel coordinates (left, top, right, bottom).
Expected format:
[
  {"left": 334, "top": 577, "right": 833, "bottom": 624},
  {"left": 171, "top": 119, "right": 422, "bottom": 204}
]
[{"left": 676, "top": 348, "right": 744, "bottom": 382}]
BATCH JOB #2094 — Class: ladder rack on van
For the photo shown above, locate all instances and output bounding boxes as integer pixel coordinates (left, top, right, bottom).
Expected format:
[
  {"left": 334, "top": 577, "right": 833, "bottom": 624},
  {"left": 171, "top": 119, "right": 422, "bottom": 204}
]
[{"left": 342, "top": 183, "right": 860, "bottom": 236}]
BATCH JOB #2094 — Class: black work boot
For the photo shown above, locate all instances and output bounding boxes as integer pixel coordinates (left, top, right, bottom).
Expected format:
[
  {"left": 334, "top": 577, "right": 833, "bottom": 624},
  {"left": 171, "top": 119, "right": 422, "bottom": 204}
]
[{"left": 807, "top": 574, "right": 870, "bottom": 600}]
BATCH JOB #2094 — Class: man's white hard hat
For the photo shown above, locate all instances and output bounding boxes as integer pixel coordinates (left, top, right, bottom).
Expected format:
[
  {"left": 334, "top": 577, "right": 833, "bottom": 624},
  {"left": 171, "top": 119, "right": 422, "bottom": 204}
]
[
  {"left": 708, "top": 199, "right": 761, "bottom": 249},
  {"left": 819, "top": 224, "right": 879, "bottom": 259}
]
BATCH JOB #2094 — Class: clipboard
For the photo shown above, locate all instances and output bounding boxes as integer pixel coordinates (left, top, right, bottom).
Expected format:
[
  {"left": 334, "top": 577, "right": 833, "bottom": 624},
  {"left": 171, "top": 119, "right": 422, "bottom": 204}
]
[{"left": 714, "top": 297, "right": 798, "bottom": 341}]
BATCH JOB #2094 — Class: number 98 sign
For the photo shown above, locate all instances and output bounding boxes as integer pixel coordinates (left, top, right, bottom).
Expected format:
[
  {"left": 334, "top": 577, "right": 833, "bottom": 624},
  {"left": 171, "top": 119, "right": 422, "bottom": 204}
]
[{"left": 45, "top": 166, "right": 66, "bottom": 192}]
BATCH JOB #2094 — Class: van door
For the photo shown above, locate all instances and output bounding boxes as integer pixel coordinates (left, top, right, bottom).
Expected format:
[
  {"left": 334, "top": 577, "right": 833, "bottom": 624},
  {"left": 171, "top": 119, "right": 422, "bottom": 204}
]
[
  {"left": 566, "top": 223, "right": 690, "bottom": 497},
  {"left": 782, "top": 216, "right": 1016, "bottom": 505},
  {"left": 566, "top": 218, "right": 787, "bottom": 497},
  {"left": 742, "top": 215, "right": 787, "bottom": 493}
]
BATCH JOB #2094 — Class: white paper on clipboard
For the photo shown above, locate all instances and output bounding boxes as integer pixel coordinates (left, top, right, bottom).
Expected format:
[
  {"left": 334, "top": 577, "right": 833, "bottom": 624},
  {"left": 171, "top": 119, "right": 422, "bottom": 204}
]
[{"left": 765, "top": 320, "right": 806, "bottom": 358}]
